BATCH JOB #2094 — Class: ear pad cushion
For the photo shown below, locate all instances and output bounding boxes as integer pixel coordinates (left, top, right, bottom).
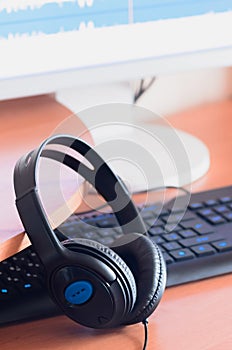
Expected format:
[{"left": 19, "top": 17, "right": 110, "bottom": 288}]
[
  {"left": 63, "top": 238, "right": 137, "bottom": 308},
  {"left": 110, "top": 233, "right": 166, "bottom": 325}
]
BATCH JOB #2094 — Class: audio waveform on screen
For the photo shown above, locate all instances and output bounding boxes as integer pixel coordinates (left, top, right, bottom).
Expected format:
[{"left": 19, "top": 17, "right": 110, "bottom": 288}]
[
  {"left": 0, "top": 0, "right": 231, "bottom": 40},
  {"left": 0, "top": 0, "right": 94, "bottom": 12},
  {"left": 0, "top": 0, "right": 128, "bottom": 39}
]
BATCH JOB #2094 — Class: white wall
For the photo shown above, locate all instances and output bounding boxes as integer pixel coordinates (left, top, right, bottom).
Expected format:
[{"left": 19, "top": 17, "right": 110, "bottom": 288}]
[{"left": 136, "top": 67, "right": 232, "bottom": 118}]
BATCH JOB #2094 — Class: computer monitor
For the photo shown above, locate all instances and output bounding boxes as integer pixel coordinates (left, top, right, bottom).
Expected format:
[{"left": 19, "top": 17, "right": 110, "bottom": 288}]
[
  {"left": 1, "top": 1, "right": 232, "bottom": 192},
  {"left": 1, "top": 1, "right": 232, "bottom": 100}
]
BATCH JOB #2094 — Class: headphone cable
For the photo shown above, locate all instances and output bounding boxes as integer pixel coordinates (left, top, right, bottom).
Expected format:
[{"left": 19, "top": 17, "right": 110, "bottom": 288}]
[
  {"left": 142, "top": 319, "right": 149, "bottom": 350},
  {"left": 75, "top": 184, "right": 190, "bottom": 216}
]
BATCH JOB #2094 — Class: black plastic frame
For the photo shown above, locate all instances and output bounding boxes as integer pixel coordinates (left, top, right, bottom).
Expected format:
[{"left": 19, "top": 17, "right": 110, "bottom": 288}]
[{"left": 14, "top": 135, "right": 146, "bottom": 267}]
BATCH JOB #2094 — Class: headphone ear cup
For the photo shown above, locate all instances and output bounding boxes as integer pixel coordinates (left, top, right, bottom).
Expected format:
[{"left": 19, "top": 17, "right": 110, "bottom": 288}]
[
  {"left": 110, "top": 233, "right": 166, "bottom": 325},
  {"left": 59, "top": 238, "right": 137, "bottom": 327},
  {"left": 64, "top": 238, "right": 137, "bottom": 303}
]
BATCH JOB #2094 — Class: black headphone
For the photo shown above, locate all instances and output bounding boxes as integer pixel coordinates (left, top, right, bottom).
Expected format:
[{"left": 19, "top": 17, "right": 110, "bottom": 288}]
[{"left": 13, "top": 135, "right": 166, "bottom": 329}]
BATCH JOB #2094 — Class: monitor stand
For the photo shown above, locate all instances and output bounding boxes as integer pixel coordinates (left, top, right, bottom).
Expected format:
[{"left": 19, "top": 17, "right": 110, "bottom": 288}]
[{"left": 55, "top": 82, "right": 210, "bottom": 193}]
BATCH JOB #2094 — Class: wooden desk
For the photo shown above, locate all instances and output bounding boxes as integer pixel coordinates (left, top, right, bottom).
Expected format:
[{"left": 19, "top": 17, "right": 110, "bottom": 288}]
[
  {"left": 0, "top": 95, "right": 92, "bottom": 260},
  {"left": 1, "top": 97, "right": 232, "bottom": 350}
]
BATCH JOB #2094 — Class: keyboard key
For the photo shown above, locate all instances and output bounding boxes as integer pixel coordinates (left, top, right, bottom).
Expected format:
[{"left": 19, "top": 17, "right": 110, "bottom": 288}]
[
  {"left": 0, "top": 276, "right": 19, "bottom": 296},
  {"left": 159, "top": 209, "right": 170, "bottom": 216},
  {"left": 96, "top": 216, "right": 117, "bottom": 228},
  {"left": 162, "top": 252, "right": 174, "bottom": 264},
  {"left": 145, "top": 219, "right": 163, "bottom": 230},
  {"left": 178, "top": 229, "right": 197, "bottom": 238},
  {"left": 162, "top": 242, "right": 181, "bottom": 251},
  {"left": 212, "top": 240, "right": 232, "bottom": 252},
  {"left": 191, "top": 244, "right": 215, "bottom": 256},
  {"left": 142, "top": 203, "right": 162, "bottom": 214},
  {"left": 60, "top": 223, "right": 82, "bottom": 236},
  {"left": 165, "top": 205, "right": 184, "bottom": 214},
  {"left": 0, "top": 288, "right": 9, "bottom": 295},
  {"left": 223, "top": 212, "right": 232, "bottom": 221},
  {"left": 181, "top": 212, "right": 197, "bottom": 221},
  {"left": 142, "top": 204, "right": 169, "bottom": 218},
  {"left": 0, "top": 287, "right": 17, "bottom": 300},
  {"left": 148, "top": 226, "right": 164, "bottom": 236},
  {"left": 151, "top": 236, "right": 165, "bottom": 245},
  {"left": 214, "top": 205, "right": 230, "bottom": 214},
  {"left": 204, "top": 199, "right": 219, "bottom": 206},
  {"left": 155, "top": 219, "right": 166, "bottom": 227},
  {"left": 162, "top": 211, "right": 196, "bottom": 224},
  {"left": 164, "top": 223, "right": 182, "bottom": 233},
  {"left": 82, "top": 231, "right": 100, "bottom": 240},
  {"left": 23, "top": 283, "right": 33, "bottom": 290},
  {"left": 207, "top": 215, "right": 226, "bottom": 225},
  {"left": 197, "top": 208, "right": 214, "bottom": 217},
  {"left": 219, "top": 196, "right": 232, "bottom": 204},
  {"left": 140, "top": 210, "right": 155, "bottom": 220},
  {"left": 170, "top": 248, "right": 195, "bottom": 261},
  {"left": 180, "top": 235, "right": 210, "bottom": 247},
  {"left": 180, "top": 219, "right": 213, "bottom": 234},
  {"left": 98, "top": 229, "right": 115, "bottom": 238},
  {"left": 17, "top": 280, "right": 42, "bottom": 295},
  {"left": 188, "top": 202, "right": 204, "bottom": 210},
  {"left": 163, "top": 232, "right": 181, "bottom": 241},
  {"left": 179, "top": 232, "right": 223, "bottom": 247}
]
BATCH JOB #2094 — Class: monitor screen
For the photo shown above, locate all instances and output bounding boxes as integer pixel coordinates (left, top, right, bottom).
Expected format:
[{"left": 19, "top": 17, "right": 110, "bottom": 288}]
[{"left": 0, "top": 1, "right": 232, "bottom": 100}]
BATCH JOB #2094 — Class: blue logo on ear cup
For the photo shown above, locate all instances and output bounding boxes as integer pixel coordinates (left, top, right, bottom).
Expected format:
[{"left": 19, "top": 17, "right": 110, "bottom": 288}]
[{"left": 65, "top": 281, "right": 93, "bottom": 305}]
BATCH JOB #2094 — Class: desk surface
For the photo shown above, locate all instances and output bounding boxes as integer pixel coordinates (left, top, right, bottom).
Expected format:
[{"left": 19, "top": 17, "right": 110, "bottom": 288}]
[{"left": 1, "top": 96, "right": 232, "bottom": 350}]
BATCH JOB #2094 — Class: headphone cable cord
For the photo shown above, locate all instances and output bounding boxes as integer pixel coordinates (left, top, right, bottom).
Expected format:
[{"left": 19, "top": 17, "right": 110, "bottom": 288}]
[{"left": 142, "top": 319, "right": 149, "bottom": 350}]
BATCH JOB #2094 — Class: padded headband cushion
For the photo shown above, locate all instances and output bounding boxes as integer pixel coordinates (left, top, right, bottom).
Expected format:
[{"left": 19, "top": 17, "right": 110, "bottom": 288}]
[{"left": 110, "top": 233, "right": 166, "bottom": 325}]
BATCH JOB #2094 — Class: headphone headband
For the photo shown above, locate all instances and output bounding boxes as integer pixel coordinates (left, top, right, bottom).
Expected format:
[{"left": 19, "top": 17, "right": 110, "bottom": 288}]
[{"left": 14, "top": 135, "right": 146, "bottom": 266}]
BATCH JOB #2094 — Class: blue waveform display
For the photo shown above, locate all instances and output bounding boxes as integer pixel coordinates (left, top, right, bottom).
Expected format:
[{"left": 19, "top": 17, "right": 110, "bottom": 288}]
[
  {"left": 0, "top": 1, "right": 128, "bottom": 38},
  {"left": 0, "top": 0, "right": 231, "bottom": 39},
  {"left": 133, "top": 0, "right": 232, "bottom": 22}
]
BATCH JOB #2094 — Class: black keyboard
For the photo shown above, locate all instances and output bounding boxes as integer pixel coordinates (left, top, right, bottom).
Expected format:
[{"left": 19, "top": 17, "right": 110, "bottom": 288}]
[{"left": 1, "top": 185, "right": 232, "bottom": 325}]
